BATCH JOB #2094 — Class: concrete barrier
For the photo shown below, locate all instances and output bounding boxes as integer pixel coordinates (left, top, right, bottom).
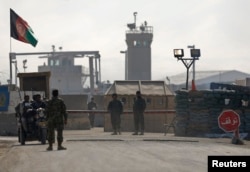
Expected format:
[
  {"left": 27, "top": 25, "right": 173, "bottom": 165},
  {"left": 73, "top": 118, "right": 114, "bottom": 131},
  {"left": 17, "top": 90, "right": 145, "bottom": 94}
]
[
  {"left": 104, "top": 110, "right": 176, "bottom": 133},
  {"left": 0, "top": 110, "right": 176, "bottom": 136},
  {"left": 0, "top": 113, "right": 18, "bottom": 136}
]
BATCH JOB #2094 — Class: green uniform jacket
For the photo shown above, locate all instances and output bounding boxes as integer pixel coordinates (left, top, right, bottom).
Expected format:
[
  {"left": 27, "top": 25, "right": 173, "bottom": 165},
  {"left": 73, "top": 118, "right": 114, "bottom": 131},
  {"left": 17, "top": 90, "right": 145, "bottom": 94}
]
[{"left": 46, "top": 97, "right": 68, "bottom": 125}]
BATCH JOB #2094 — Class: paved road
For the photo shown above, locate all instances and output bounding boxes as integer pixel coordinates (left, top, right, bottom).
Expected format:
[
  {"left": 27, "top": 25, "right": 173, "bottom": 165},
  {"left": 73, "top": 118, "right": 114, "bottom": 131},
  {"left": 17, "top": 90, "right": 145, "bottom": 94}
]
[{"left": 0, "top": 128, "right": 250, "bottom": 172}]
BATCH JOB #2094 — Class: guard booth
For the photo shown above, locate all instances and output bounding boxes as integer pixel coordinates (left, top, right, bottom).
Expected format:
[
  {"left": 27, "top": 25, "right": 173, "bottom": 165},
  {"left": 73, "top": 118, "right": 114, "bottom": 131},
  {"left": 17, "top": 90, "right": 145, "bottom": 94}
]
[
  {"left": 104, "top": 80, "right": 175, "bottom": 133},
  {"left": 17, "top": 71, "right": 51, "bottom": 99}
]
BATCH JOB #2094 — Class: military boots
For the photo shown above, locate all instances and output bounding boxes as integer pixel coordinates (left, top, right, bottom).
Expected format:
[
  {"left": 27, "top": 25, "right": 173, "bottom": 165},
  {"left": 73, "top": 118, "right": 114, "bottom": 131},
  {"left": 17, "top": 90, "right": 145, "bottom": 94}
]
[
  {"left": 58, "top": 142, "right": 67, "bottom": 150},
  {"left": 47, "top": 142, "right": 53, "bottom": 151}
]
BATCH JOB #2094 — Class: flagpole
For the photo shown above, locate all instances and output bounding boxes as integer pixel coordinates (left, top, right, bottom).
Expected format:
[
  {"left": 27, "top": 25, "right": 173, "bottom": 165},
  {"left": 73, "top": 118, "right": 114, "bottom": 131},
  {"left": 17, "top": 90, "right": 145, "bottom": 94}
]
[
  {"left": 9, "top": 8, "right": 39, "bottom": 86},
  {"left": 9, "top": 32, "right": 12, "bottom": 86}
]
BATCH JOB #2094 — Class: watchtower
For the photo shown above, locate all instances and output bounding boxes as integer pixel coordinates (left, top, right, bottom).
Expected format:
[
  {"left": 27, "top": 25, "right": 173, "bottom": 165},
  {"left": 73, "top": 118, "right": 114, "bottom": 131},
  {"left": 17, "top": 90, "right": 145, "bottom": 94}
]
[{"left": 125, "top": 12, "right": 153, "bottom": 80}]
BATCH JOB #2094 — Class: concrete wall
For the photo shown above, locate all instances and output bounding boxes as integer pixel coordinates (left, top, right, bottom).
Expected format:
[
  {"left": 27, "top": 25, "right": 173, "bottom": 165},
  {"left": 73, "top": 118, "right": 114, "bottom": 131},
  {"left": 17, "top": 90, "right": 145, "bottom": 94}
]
[
  {"left": 0, "top": 113, "right": 17, "bottom": 136},
  {"left": 104, "top": 111, "right": 175, "bottom": 133},
  {"left": 60, "top": 94, "right": 88, "bottom": 110},
  {"left": 65, "top": 112, "right": 90, "bottom": 130},
  {"left": 0, "top": 111, "right": 92, "bottom": 136}
]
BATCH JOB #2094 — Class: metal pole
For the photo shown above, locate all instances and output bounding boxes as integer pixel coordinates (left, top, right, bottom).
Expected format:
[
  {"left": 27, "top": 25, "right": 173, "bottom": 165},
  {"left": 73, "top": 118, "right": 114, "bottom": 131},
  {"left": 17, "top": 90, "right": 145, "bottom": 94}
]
[
  {"left": 186, "top": 68, "right": 189, "bottom": 90},
  {"left": 120, "top": 51, "right": 128, "bottom": 80},
  {"left": 14, "top": 61, "right": 17, "bottom": 85},
  {"left": 89, "top": 56, "right": 94, "bottom": 95},
  {"left": 9, "top": 53, "right": 13, "bottom": 85},
  {"left": 193, "top": 59, "right": 195, "bottom": 81},
  {"left": 98, "top": 57, "right": 101, "bottom": 83},
  {"left": 181, "top": 59, "right": 194, "bottom": 90},
  {"left": 192, "top": 46, "right": 195, "bottom": 82},
  {"left": 125, "top": 51, "right": 128, "bottom": 80},
  {"left": 94, "top": 56, "right": 98, "bottom": 84},
  {"left": 187, "top": 45, "right": 195, "bottom": 83}
]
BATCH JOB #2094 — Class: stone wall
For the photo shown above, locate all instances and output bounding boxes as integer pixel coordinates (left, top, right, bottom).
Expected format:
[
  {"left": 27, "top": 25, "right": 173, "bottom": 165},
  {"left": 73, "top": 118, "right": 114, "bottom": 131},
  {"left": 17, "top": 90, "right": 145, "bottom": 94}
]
[{"left": 175, "top": 90, "right": 250, "bottom": 137}]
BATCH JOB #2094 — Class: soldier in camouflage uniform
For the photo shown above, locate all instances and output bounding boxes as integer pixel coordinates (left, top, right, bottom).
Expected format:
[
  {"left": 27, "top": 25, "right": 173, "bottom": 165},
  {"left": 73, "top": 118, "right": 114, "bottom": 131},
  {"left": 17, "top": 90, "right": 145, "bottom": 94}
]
[
  {"left": 46, "top": 89, "right": 68, "bottom": 151},
  {"left": 132, "top": 91, "right": 146, "bottom": 135},
  {"left": 107, "top": 93, "right": 123, "bottom": 135}
]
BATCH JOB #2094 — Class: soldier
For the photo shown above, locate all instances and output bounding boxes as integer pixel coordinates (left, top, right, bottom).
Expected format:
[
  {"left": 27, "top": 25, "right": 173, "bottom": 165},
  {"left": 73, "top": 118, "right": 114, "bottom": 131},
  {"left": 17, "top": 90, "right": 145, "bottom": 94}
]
[
  {"left": 132, "top": 91, "right": 146, "bottom": 135},
  {"left": 87, "top": 97, "right": 97, "bottom": 128},
  {"left": 107, "top": 93, "right": 123, "bottom": 135},
  {"left": 46, "top": 89, "right": 68, "bottom": 151}
]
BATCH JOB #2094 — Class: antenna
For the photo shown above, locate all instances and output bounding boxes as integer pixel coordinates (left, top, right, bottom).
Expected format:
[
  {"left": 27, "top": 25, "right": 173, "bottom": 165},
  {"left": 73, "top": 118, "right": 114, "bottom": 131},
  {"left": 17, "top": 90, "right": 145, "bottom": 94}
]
[
  {"left": 127, "top": 12, "right": 138, "bottom": 30},
  {"left": 133, "top": 12, "right": 137, "bottom": 27}
]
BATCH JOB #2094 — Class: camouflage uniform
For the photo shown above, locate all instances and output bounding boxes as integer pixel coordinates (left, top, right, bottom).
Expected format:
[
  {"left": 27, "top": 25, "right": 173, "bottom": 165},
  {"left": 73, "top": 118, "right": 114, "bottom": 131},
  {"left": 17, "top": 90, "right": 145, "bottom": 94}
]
[
  {"left": 107, "top": 94, "right": 123, "bottom": 135},
  {"left": 133, "top": 91, "right": 146, "bottom": 135},
  {"left": 46, "top": 95, "right": 67, "bottom": 150}
]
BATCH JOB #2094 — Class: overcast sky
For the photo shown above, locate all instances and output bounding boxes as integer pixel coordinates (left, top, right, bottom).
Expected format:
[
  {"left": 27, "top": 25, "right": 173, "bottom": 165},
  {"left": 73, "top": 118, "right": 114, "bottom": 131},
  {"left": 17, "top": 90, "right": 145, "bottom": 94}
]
[{"left": 1, "top": 0, "right": 250, "bottom": 85}]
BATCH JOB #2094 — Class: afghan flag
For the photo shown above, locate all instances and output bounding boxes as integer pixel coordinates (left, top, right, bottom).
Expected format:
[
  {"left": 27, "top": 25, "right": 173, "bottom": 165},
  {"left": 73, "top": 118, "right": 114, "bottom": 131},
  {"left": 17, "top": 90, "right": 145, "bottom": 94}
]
[{"left": 10, "top": 8, "right": 38, "bottom": 47}]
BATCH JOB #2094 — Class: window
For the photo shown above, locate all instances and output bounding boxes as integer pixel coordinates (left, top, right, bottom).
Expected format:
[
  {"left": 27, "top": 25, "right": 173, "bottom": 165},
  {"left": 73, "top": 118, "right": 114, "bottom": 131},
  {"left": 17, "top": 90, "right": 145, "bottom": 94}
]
[
  {"left": 54, "top": 59, "right": 60, "bottom": 66},
  {"left": 133, "top": 40, "right": 141, "bottom": 47}
]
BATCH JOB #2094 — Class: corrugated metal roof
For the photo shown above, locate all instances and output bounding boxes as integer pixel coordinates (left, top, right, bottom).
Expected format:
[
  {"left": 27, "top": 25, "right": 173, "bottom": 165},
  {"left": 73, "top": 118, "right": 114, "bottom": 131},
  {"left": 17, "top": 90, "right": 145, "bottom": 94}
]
[{"left": 105, "top": 80, "right": 173, "bottom": 96}]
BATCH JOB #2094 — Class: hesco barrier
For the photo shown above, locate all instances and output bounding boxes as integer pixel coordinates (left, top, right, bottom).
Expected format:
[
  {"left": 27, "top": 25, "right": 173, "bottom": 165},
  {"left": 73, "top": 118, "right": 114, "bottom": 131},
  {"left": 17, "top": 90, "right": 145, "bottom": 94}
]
[
  {"left": 67, "top": 110, "right": 176, "bottom": 133},
  {"left": 175, "top": 90, "right": 250, "bottom": 137}
]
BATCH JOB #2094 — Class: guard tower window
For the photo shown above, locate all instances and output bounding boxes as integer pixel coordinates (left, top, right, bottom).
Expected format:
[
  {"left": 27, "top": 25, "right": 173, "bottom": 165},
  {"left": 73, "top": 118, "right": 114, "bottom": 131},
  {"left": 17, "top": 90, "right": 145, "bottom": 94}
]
[
  {"left": 133, "top": 40, "right": 141, "bottom": 47},
  {"left": 50, "top": 59, "right": 60, "bottom": 66},
  {"left": 49, "top": 59, "right": 54, "bottom": 66},
  {"left": 55, "top": 59, "right": 60, "bottom": 66}
]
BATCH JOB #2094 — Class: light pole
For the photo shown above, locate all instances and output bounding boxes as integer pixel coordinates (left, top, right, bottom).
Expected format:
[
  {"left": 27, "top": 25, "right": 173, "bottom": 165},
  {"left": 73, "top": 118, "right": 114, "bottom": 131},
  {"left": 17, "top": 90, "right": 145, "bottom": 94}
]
[
  {"left": 12, "top": 60, "right": 18, "bottom": 85},
  {"left": 187, "top": 45, "right": 195, "bottom": 82},
  {"left": 23, "top": 59, "right": 27, "bottom": 72},
  {"left": 173, "top": 48, "right": 200, "bottom": 90},
  {"left": 9, "top": 53, "right": 16, "bottom": 85},
  {"left": 166, "top": 76, "right": 171, "bottom": 92},
  {"left": 120, "top": 50, "right": 128, "bottom": 80}
]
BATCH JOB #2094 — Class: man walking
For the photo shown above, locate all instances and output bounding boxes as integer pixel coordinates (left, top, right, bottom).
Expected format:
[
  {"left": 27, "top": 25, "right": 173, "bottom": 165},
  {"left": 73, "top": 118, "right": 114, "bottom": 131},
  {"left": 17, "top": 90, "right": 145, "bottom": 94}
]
[
  {"left": 133, "top": 91, "right": 146, "bottom": 135},
  {"left": 46, "top": 89, "right": 68, "bottom": 151},
  {"left": 107, "top": 93, "right": 123, "bottom": 135}
]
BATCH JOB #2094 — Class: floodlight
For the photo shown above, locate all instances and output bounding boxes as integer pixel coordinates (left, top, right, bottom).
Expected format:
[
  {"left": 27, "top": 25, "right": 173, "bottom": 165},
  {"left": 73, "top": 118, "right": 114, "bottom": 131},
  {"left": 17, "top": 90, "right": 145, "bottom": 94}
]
[
  {"left": 127, "top": 23, "right": 136, "bottom": 30},
  {"left": 191, "top": 49, "right": 200, "bottom": 58},
  {"left": 173, "top": 49, "right": 184, "bottom": 58}
]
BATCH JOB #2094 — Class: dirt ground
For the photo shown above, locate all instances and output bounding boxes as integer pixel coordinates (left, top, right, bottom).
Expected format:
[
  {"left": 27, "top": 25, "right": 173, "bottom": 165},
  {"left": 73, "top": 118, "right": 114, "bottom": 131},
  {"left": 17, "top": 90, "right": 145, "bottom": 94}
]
[
  {"left": 1, "top": 130, "right": 250, "bottom": 157},
  {"left": 0, "top": 140, "right": 14, "bottom": 157},
  {"left": 0, "top": 129, "right": 250, "bottom": 172}
]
